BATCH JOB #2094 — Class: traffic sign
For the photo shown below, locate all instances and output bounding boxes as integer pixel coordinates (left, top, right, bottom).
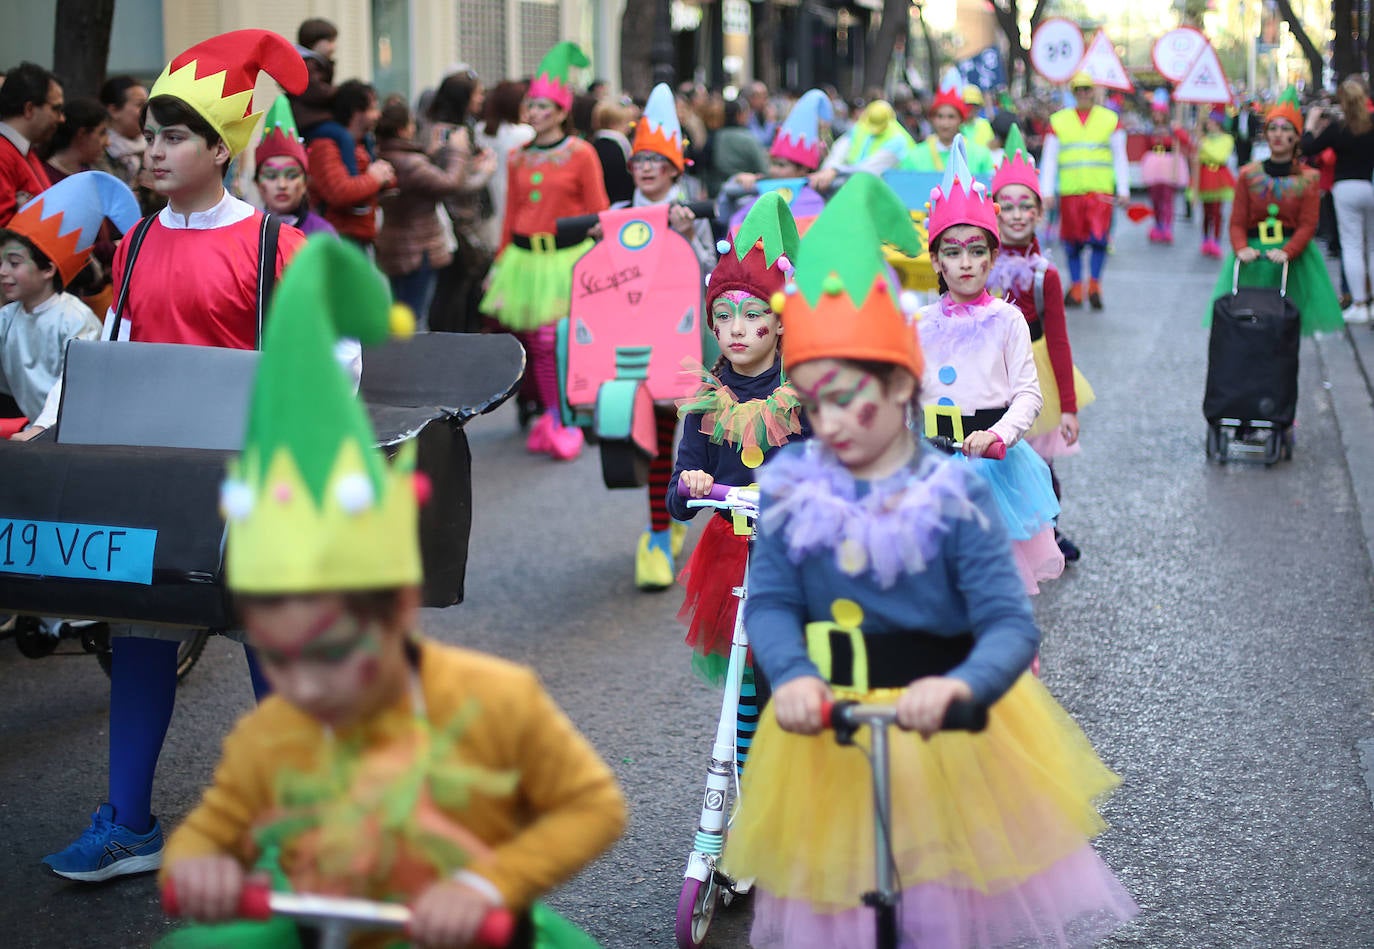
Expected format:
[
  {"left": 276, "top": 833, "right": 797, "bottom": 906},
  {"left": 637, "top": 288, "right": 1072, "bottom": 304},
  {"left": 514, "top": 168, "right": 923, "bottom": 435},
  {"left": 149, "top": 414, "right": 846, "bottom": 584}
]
[{"left": 1030, "top": 18, "right": 1085, "bottom": 84}]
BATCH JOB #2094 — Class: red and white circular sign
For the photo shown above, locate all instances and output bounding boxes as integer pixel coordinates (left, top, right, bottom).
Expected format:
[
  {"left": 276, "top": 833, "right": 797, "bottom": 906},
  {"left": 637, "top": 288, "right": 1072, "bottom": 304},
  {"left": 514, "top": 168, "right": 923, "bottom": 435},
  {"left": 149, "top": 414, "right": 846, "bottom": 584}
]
[
  {"left": 1152, "top": 27, "right": 1208, "bottom": 82},
  {"left": 1031, "top": 18, "right": 1086, "bottom": 84}
]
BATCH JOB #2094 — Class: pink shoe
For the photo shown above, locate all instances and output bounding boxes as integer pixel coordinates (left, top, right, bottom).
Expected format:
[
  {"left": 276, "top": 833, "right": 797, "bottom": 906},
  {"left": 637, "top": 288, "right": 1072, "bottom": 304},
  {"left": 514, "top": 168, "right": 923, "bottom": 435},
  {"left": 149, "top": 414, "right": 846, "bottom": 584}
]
[
  {"left": 526, "top": 412, "right": 555, "bottom": 454},
  {"left": 548, "top": 420, "right": 584, "bottom": 461},
  {"left": 1148, "top": 227, "right": 1162, "bottom": 243},
  {"left": 1162, "top": 228, "right": 1174, "bottom": 244}
]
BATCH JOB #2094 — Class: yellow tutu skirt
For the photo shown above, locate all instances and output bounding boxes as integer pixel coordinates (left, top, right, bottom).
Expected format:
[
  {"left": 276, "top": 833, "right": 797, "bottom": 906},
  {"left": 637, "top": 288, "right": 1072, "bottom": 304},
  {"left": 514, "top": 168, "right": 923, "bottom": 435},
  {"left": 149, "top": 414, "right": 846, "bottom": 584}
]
[
  {"left": 1026, "top": 337, "right": 1095, "bottom": 441},
  {"left": 479, "top": 238, "right": 595, "bottom": 332},
  {"left": 724, "top": 675, "right": 1122, "bottom": 910}
]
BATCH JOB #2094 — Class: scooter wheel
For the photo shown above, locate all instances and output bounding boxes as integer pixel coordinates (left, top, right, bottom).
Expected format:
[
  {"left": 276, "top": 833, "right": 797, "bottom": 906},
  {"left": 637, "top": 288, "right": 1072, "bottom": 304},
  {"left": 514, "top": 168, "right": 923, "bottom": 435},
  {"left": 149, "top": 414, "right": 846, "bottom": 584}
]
[
  {"left": 14, "top": 617, "right": 58, "bottom": 658},
  {"left": 675, "top": 874, "right": 719, "bottom": 949}
]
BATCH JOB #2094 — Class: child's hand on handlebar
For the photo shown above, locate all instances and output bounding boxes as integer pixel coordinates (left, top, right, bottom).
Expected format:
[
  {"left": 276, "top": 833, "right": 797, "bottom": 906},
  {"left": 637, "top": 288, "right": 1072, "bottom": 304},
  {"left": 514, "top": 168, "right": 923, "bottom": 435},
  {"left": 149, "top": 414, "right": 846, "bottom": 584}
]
[
  {"left": 1235, "top": 246, "right": 1260, "bottom": 263},
  {"left": 679, "top": 470, "right": 716, "bottom": 498},
  {"left": 897, "top": 676, "right": 974, "bottom": 738},
  {"left": 962, "top": 430, "right": 1002, "bottom": 459},
  {"left": 773, "top": 676, "right": 832, "bottom": 735},
  {"left": 165, "top": 856, "right": 248, "bottom": 922},
  {"left": 409, "top": 879, "right": 498, "bottom": 948}
]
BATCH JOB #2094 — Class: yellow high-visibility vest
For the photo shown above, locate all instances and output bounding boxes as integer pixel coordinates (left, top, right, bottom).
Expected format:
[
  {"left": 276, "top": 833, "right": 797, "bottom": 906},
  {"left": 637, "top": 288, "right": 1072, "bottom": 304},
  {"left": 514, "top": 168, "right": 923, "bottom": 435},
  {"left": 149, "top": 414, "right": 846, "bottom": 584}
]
[{"left": 1050, "top": 106, "right": 1117, "bottom": 195}]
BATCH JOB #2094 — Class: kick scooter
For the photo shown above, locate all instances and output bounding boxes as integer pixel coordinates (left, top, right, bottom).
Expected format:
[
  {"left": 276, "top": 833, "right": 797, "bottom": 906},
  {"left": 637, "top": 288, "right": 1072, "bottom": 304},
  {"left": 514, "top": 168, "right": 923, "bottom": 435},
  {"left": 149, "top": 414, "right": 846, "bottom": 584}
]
[
  {"left": 673, "top": 480, "right": 759, "bottom": 949},
  {"left": 163, "top": 879, "right": 514, "bottom": 949},
  {"left": 819, "top": 699, "right": 986, "bottom": 949}
]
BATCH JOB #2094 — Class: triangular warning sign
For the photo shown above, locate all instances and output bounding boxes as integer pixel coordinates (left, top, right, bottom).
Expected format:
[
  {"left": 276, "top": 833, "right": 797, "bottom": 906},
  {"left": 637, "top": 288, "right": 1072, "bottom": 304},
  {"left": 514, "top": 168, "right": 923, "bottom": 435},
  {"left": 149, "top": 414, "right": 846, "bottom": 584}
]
[
  {"left": 1078, "top": 30, "right": 1134, "bottom": 92},
  {"left": 1173, "top": 42, "right": 1232, "bottom": 105}
]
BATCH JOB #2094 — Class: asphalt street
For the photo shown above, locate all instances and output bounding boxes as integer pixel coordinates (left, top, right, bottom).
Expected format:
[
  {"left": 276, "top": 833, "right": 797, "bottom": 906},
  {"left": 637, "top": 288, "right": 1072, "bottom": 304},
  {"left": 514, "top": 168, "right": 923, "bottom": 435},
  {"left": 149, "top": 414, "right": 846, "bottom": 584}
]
[{"left": 2, "top": 218, "right": 1373, "bottom": 948}]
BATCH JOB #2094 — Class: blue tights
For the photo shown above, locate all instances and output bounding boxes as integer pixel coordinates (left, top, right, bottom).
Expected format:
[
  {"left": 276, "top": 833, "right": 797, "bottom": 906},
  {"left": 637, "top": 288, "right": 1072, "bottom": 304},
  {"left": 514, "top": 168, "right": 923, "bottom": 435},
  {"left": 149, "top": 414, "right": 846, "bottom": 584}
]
[
  {"left": 108, "top": 637, "right": 269, "bottom": 833},
  {"left": 1063, "top": 241, "right": 1109, "bottom": 284}
]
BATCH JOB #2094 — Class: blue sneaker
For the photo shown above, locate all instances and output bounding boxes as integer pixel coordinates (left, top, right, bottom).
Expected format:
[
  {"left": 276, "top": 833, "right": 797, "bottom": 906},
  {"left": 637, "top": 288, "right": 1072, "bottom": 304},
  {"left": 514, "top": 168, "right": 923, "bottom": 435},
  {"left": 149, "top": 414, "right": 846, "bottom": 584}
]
[{"left": 42, "top": 803, "right": 163, "bottom": 882}]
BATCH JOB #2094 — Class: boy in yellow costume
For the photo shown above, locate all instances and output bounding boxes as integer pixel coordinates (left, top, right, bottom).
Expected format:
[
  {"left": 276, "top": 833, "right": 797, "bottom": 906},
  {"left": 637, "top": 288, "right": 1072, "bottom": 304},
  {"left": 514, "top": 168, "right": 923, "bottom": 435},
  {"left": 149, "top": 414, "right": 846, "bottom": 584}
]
[{"left": 160, "top": 238, "right": 625, "bottom": 947}]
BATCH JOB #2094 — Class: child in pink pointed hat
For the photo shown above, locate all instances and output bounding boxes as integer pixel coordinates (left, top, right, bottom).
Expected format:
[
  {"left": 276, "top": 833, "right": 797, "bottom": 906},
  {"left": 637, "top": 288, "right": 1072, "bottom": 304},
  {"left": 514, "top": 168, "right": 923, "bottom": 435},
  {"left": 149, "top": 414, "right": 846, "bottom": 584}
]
[
  {"left": 987, "top": 124, "right": 1095, "bottom": 565},
  {"left": 919, "top": 135, "right": 1064, "bottom": 594},
  {"left": 480, "top": 41, "right": 608, "bottom": 463}
]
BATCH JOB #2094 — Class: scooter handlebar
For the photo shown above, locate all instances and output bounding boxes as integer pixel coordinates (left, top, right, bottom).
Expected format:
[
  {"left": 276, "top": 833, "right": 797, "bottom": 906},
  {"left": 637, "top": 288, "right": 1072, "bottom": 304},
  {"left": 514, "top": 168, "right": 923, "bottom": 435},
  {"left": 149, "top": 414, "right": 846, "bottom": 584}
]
[
  {"left": 676, "top": 479, "right": 735, "bottom": 502},
  {"left": 819, "top": 698, "right": 988, "bottom": 732},
  {"left": 162, "top": 880, "right": 516, "bottom": 946},
  {"left": 556, "top": 201, "right": 716, "bottom": 242}
]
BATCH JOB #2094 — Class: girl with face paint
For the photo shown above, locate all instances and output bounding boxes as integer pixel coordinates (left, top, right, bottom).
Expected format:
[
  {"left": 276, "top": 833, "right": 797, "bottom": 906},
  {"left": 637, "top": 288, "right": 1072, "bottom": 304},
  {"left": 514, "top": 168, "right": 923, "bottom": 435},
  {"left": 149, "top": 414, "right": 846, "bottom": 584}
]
[
  {"left": 722, "top": 174, "right": 1137, "bottom": 949},
  {"left": 918, "top": 137, "right": 1063, "bottom": 595},
  {"left": 667, "top": 195, "right": 807, "bottom": 762},
  {"left": 987, "top": 126, "right": 1095, "bottom": 564}
]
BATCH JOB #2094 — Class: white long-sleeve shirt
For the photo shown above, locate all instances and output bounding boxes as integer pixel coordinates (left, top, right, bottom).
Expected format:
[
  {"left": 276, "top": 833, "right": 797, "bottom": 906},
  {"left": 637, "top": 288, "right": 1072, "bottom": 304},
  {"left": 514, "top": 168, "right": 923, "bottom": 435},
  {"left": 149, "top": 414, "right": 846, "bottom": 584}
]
[
  {"left": 0, "top": 292, "right": 102, "bottom": 428},
  {"left": 917, "top": 296, "right": 1043, "bottom": 448}
]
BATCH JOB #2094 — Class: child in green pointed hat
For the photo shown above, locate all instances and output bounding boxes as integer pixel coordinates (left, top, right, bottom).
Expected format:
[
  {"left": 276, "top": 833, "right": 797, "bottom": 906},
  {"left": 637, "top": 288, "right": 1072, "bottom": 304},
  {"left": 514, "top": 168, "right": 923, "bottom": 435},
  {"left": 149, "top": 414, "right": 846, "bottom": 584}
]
[
  {"left": 668, "top": 192, "right": 808, "bottom": 690},
  {"left": 719, "top": 172, "right": 1138, "bottom": 949},
  {"left": 480, "top": 40, "right": 607, "bottom": 462},
  {"left": 161, "top": 236, "right": 626, "bottom": 947}
]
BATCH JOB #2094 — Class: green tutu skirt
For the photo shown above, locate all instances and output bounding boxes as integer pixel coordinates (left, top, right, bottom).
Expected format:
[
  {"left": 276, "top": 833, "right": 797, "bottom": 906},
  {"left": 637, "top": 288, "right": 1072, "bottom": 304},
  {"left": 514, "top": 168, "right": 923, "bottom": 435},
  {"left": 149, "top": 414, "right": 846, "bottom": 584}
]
[
  {"left": 480, "top": 238, "right": 595, "bottom": 332},
  {"left": 1208, "top": 238, "right": 1343, "bottom": 337}
]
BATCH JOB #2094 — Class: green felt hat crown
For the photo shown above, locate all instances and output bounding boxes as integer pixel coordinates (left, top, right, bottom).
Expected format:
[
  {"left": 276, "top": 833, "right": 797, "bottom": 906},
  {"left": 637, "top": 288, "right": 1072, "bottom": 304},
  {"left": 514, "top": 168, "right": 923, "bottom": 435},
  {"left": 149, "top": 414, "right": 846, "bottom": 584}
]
[{"left": 223, "top": 237, "right": 421, "bottom": 594}]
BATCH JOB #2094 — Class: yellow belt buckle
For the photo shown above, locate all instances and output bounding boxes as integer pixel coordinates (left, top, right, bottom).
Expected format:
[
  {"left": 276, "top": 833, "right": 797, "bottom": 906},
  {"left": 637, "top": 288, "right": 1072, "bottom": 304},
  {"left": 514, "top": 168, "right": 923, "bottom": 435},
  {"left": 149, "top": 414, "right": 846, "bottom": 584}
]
[
  {"left": 530, "top": 232, "right": 557, "bottom": 254},
  {"left": 804, "top": 622, "right": 870, "bottom": 693},
  {"left": 923, "top": 403, "right": 966, "bottom": 442},
  {"left": 1258, "top": 219, "right": 1285, "bottom": 246},
  {"left": 732, "top": 483, "right": 757, "bottom": 536}
]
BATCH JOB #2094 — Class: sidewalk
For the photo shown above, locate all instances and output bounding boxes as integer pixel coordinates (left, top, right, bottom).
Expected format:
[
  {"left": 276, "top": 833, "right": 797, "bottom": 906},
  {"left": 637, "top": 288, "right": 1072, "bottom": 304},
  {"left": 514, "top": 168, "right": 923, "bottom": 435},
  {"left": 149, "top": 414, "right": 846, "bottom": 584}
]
[{"left": 1312, "top": 309, "right": 1374, "bottom": 575}]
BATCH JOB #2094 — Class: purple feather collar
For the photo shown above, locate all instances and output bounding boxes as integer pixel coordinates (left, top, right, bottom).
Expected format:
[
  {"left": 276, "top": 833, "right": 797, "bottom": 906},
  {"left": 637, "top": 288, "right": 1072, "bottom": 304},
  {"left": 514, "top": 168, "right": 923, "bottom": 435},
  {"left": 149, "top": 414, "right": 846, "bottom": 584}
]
[{"left": 759, "top": 442, "right": 987, "bottom": 588}]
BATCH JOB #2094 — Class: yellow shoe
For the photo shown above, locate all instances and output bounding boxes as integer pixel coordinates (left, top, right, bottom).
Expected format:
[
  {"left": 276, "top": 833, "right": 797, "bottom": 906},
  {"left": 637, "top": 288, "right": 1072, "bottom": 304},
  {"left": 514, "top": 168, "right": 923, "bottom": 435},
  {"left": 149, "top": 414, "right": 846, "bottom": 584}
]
[
  {"left": 635, "top": 530, "right": 674, "bottom": 591},
  {"left": 670, "top": 521, "right": 687, "bottom": 559}
]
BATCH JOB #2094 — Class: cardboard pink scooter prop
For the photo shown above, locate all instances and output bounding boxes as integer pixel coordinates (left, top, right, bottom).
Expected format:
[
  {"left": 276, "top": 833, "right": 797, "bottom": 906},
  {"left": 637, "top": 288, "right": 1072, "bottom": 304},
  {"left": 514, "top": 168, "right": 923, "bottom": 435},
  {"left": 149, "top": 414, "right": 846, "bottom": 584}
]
[{"left": 557, "top": 202, "right": 712, "bottom": 488}]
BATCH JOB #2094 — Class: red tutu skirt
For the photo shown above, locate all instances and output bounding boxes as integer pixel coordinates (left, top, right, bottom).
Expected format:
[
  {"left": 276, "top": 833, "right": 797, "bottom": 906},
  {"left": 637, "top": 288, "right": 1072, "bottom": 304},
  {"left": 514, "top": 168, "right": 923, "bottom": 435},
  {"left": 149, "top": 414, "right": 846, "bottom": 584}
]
[
  {"left": 1197, "top": 163, "right": 1236, "bottom": 203},
  {"left": 1058, "top": 193, "right": 1114, "bottom": 244},
  {"left": 677, "top": 515, "right": 749, "bottom": 684}
]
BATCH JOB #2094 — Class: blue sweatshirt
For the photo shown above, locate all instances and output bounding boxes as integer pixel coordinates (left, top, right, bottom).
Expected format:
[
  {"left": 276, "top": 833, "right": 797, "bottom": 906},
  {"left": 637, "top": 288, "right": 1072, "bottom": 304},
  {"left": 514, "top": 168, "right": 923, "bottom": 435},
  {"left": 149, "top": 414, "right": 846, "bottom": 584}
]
[
  {"left": 743, "top": 442, "right": 1039, "bottom": 705},
  {"left": 665, "top": 359, "right": 809, "bottom": 523}
]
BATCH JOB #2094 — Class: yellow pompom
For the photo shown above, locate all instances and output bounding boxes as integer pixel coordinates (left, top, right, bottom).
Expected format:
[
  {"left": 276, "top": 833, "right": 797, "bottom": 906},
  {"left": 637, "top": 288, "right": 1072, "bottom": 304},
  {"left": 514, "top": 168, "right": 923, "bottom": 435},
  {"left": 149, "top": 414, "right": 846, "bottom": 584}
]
[
  {"left": 770, "top": 291, "right": 787, "bottom": 314},
  {"left": 741, "top": 444, "right": 765, "bottom": 469},
  {"left": 389, "top": 303, "right": 416, "bottom": 338}
]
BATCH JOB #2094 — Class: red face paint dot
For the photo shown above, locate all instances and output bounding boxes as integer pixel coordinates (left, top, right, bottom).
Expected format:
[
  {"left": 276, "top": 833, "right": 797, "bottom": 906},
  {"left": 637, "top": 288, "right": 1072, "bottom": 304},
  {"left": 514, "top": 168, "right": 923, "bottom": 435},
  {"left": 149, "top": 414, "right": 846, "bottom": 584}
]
[
  {"left": 755, "top": 325, "right": 770, "bottom": 338},
  {"left": 857, "top": 403, "right": 878, "bottom": 429}
]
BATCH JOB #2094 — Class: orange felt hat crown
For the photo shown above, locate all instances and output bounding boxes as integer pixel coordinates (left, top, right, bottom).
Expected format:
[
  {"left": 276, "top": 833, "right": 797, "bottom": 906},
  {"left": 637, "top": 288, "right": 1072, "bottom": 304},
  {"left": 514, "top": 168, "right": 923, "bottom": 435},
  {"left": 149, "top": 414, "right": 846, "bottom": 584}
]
[
  {"left": 1266, "top": 86, "right": 1303, "bottom": 134},
  {"left": 779, "top": 173, "right": 924, "bottom": 379},
  {"left": 632, "top": 83, "right": 684, "bottom": 170},
  {"left": 7, "top": 171, "right": 141, "bottom": 286}
]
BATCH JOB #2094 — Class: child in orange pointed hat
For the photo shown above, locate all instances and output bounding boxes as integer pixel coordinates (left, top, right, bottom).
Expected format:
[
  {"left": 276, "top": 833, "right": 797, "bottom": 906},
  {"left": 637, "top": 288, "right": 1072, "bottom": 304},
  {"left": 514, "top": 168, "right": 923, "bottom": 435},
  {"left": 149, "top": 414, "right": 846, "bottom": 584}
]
[
  {"left": 919, "top": 135, "right": 1063, "bottom": 594},
  {"left": 0, "top": 171, "right": 140, "bottom": 437},
  {"left": 720, "top": 172, "right": 1137, "bottom": 947}
]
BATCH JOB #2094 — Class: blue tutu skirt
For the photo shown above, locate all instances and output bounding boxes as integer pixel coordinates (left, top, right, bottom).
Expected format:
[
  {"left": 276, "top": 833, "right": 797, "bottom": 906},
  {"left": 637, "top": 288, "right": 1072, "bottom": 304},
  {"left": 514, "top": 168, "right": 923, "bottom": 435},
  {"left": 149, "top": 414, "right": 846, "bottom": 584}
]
[{"left": 952, "top": 440, "right": 1059, "bottom": 541}]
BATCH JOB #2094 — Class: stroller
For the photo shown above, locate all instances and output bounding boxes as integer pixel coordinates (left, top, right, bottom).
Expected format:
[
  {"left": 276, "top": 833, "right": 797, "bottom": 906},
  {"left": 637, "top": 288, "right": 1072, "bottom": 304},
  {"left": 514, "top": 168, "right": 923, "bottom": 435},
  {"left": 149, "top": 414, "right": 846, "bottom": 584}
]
[{"left": 1204, "top": 260, "right": 1299, "bottom": 465}]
